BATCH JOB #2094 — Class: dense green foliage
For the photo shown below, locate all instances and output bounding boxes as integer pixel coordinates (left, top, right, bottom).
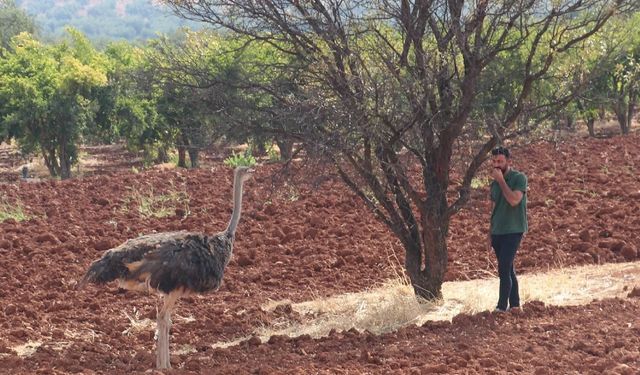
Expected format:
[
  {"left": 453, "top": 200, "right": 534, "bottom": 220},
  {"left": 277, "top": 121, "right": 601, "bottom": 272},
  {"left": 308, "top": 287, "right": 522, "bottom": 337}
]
[
  {"left": 574, "top": 12, "right": 640, "bottom": 135},
  {"left": 1, "top": 6, "right": 638, "bottom": 182},
  {"left": 0, "top": 29, "right": 108, "bottom": 178}
]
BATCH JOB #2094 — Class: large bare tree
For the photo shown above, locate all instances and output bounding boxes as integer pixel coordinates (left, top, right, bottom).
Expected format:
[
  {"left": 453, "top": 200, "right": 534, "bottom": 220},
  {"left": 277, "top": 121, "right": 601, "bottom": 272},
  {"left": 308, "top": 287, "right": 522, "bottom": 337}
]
[{"left": 161, "top": 0, "right": 636, "bottom": 299}]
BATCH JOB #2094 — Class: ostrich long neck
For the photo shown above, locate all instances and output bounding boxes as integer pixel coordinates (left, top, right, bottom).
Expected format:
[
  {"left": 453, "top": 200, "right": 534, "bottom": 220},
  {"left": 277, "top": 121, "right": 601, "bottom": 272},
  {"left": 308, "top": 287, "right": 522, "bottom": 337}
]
[{"left": 224, "top": 174, "right": 245, "bottom": 237}]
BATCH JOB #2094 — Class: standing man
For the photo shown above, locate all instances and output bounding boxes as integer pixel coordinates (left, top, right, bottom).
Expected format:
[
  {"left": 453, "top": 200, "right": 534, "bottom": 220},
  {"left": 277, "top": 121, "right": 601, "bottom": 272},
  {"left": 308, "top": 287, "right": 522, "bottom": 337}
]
[{"left": 489, "top": 146, "right": 528, "bottom": 312}]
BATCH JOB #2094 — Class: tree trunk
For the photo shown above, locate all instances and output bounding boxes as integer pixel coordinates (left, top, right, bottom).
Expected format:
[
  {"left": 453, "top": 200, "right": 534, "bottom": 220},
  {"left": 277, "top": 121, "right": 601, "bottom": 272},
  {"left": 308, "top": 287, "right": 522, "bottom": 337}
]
[
  {"left": 177, "top": 147, "right": 187, "bottom": 168},
  {"left": 42, "top": 151, "right": 54, "bottom": 177},
  {"left": 404, "top": 222, "right": 449, "bottom": 300},
  {"left": 59, "top": 157, "right": 72, "bottom": 179},
  {"left": 566, "top": 113, "right": 575, "bottom": 131},
  {"left": 188, "top": 148, "right": 199, "bottom": 168},
  {"left": 627, "top": 89, "right": 636, "bottom": 134},
  {"left": 586, "top": 118, "right": 595, "bottom": 137},
  {"left": 622, "top": 121, "right": 630, "bottom": 135},
  {"left": 404, "top": 185, "right": 450, "bottom": 300},
  {"left": 156, "top": 147, "right": 169, "bottom": 164},
  {"left": 42, "top": 147, "right": 58, "bottom": 177},
  {"left": 615, "top": 104, "right": 629, "bottom": 135},
  {"left": 576, "top": 99, "right": 595, "bottom": 137},
  {"left": 276, "top": 139, "right": 294, "bottom": 161},
  {"left": 252, "top": 139, "right": 267, "bottom": 157},
  {"left": 58, "top": 143, "right": 72, "bottom": 180}
]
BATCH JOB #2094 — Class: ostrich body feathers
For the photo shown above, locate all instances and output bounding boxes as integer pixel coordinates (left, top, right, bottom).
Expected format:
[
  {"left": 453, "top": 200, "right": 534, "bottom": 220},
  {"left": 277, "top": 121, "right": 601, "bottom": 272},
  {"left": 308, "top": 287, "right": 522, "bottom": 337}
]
[{"left": 81, "top": 231, "right": 233, "bottom": 294}]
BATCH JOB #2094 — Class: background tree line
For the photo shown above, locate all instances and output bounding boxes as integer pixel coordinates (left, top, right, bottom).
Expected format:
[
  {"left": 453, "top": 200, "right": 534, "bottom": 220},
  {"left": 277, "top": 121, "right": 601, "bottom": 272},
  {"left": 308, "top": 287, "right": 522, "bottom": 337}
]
[
  {"left": 1, "top": 0, "right": 639, "bottom": 298},
  {"left": 11, "top": 0, "right": 203, "bottom": 43}
]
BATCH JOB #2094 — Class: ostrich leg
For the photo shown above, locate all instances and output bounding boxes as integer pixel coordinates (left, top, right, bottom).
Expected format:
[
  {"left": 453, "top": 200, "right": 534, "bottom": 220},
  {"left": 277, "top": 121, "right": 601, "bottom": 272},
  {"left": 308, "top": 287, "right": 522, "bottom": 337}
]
[{"left": 156, "top": 292, "right": 179, "bottom": 369}]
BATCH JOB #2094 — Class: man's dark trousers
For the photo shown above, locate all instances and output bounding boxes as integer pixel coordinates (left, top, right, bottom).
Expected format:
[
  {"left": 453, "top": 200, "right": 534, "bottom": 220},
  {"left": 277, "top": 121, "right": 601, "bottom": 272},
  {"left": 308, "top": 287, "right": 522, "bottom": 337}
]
[{"left": 491, "top": 233, "right": 523, "bottom": 310}]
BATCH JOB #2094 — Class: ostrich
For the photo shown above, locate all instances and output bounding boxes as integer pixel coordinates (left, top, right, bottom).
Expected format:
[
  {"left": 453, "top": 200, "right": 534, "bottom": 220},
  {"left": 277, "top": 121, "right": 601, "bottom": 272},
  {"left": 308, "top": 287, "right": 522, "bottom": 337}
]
[{"left": 79, "top": 166, "right": 254, "bottom": 369}]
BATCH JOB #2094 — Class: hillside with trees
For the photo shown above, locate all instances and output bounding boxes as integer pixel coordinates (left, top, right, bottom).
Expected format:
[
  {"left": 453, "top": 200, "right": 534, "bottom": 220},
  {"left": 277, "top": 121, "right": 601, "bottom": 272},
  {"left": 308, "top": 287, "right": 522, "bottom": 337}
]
[{"left": 15, "top": 0, "right": 202, "bottom": 42}]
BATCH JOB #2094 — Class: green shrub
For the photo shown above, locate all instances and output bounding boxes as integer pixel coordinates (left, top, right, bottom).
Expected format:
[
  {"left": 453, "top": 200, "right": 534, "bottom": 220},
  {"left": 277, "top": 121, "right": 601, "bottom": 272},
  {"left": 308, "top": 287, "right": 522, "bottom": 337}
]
[
  {"left": 224, "top": 150, "right": 257, "bottom": 167},
  {"left": 267, "top": 144, "right": 280, "bottom": 162}
]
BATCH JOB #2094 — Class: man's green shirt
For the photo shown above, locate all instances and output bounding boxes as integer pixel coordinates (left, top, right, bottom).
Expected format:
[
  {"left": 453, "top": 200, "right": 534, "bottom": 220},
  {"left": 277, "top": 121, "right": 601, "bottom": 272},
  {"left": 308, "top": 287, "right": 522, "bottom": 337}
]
[{"left": 490, "top": 169, "right": 528, "bottom": 235}]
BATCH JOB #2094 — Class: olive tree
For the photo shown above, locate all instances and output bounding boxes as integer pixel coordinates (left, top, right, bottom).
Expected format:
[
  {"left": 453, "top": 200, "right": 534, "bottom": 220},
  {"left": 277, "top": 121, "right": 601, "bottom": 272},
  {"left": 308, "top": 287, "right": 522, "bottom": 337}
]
[{"left": 0, "top": 29, "right": 107, "bottom": 179}]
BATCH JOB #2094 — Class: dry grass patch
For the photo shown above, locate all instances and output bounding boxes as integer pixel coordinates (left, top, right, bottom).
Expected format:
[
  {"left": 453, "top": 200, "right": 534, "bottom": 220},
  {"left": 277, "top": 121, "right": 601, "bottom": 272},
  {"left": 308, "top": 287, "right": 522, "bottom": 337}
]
[
  {"left": 122, "top": 308, "right": 155, "bottom": 336},
  {"left": 0, "top": 196, "right": 31, "bottom": 222},
  {"left": 449, "top": 262, "right": 640, "bottom": 314},
  {"left": 174, "top": 344, "right": 197, "bottom": 356},
  {"left": 63, "top": 328, "right": 97, "bottom": 343},
  {"left": 211, "top": 262, "right": 640, "bottom": 348},
  {"left": 11, "top": 341, "right": 42, "bottom": 357},
  {"left": 121, "top": 185, "right": 190, "bottom": 219}
]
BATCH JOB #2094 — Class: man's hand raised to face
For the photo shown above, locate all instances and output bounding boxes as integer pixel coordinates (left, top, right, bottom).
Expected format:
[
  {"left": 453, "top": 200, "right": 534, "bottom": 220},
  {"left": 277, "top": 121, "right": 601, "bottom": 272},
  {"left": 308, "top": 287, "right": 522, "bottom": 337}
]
[{"left": 490, "top": 167, "right": 504, "bottom": 182}]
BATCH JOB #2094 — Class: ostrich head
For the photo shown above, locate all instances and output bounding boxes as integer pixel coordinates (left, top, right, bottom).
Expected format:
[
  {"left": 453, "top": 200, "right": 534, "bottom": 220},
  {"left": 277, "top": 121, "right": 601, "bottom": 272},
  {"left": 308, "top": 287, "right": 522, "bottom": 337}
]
[{"left": 234, "top": 166, "right": 255, "bottom": 183}]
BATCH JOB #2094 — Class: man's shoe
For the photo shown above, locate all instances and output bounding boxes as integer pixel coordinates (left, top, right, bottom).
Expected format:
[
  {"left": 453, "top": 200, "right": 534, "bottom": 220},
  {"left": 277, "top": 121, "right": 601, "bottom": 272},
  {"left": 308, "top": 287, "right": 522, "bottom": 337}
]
[
  {"left": 493, "top": 307, "right": 507, "bottom": 313},
  {"left": 509, "top": 306, "right": 522, "bottom": 313}
]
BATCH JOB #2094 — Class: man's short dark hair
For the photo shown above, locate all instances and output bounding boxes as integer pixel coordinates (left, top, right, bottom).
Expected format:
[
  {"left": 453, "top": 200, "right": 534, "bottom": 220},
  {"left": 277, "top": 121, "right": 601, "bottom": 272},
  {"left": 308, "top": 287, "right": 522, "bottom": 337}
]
[{"left": 491, "top": 146, "right": 510, "bottom": 158}]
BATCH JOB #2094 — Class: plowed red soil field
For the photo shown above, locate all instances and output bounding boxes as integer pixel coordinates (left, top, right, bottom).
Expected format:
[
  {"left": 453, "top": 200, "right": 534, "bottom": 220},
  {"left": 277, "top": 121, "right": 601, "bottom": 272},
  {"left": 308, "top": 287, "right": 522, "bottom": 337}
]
[{"left": 1, "top": 133, "right": 639, "bottom": 374}]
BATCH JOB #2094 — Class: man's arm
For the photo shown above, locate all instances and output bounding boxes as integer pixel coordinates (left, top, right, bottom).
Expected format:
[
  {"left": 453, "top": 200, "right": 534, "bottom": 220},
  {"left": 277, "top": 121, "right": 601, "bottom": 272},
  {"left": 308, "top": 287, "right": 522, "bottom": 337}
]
[
  {"left": 496, "top": 179, "right": 523, "bottom": 207},
  {"left": 488, "top": 201, "right": 494, "bottom": 250},
  {"left": 490, "top": 169, "right": 524, "bottom": 207}
]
